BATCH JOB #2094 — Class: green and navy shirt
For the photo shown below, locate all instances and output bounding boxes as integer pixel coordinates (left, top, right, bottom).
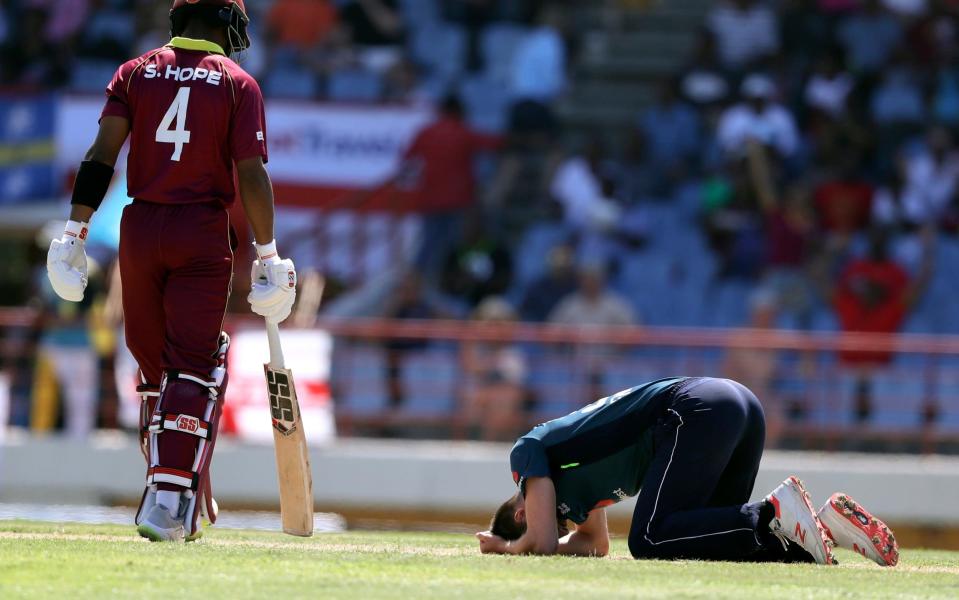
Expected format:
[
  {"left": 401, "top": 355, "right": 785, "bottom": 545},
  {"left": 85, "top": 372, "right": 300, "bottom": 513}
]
[{"left": 509, "top": 377, "right": 688, "bottom": 524}]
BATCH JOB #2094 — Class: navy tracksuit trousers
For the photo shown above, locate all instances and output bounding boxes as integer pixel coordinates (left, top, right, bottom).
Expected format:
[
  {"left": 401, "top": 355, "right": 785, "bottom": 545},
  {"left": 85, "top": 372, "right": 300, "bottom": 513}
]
[{"left": 627, "top": 378, "right": 805, "bottom": 562}]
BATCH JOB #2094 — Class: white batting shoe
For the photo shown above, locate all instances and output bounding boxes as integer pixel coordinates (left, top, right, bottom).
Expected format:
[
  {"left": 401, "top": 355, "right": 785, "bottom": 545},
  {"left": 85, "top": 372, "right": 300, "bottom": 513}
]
[
  {"left": 766, "top": 476, "right": 836, "bottom": 565},
  {"left": 819, "top": 493, "right": 899, "bottom": 567},
  {"left": 137, "top": 504, "right": 185, "bottom": 542}
]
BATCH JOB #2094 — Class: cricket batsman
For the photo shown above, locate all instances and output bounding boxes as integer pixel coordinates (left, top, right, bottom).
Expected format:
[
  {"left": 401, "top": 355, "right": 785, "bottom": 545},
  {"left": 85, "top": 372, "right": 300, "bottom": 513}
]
[
  {"left": 45, "top": 0, "right": 296, "bottom": 542},
  {"left": 478, "top": 377, "right": 899, "bottom": 566}
]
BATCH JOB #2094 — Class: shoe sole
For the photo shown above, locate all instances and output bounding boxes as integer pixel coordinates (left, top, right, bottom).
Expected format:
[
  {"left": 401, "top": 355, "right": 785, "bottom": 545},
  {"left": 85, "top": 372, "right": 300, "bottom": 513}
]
[
  {"left": 773, "top": 476, "right": 836, "bottom": 565},
  {"left": 819, "top": 493, "right": 899, "bottom": 567},
  {"left": 137, "top": 523, "right": 184, "bottom": 543}
]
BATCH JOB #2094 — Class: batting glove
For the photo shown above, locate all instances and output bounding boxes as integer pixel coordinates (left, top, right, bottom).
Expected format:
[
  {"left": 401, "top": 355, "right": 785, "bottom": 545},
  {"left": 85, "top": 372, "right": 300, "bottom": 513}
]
[
  {"left": 46, "top": 220, "right": 89, "bottom": 302},
  {"left": 248, "top": 240, "right": 297, "bottom": 325}
]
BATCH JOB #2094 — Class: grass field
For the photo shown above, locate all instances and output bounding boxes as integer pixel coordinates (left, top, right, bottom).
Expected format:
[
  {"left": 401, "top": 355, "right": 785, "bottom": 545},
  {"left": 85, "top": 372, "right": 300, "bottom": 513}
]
[{"left": 1, "top": 521, "right": 957, "bottom": 599}]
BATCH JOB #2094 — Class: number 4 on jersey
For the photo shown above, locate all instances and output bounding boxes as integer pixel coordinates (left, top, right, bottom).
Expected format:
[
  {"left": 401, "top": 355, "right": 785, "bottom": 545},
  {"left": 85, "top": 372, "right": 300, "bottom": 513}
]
[{"left": 156, "top": 87, "right": 191, "bottom": 161}]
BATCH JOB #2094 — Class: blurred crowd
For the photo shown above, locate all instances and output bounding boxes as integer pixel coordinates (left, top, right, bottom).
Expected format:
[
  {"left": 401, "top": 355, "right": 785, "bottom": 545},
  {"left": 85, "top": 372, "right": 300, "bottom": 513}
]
[{"left": 4, "top": 0, "right": 959, "bottom": 445}]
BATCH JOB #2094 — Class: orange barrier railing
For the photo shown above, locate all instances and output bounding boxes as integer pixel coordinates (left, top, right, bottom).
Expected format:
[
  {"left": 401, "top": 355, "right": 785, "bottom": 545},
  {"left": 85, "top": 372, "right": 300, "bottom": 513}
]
[{"left": 287, "top": 317, "right": 959, "bottom": 452}]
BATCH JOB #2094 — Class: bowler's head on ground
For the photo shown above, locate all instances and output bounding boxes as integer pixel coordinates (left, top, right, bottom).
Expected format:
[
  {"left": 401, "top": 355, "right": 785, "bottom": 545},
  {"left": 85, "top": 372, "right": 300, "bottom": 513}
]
[{"left": 490, "top": 492, "right": 526, "bottom": 542}]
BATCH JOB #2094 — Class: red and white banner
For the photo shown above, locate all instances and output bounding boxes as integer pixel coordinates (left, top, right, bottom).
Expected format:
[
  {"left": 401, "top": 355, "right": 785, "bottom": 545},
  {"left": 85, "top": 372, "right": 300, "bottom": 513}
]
[
  {"left": 267, "top": 101, "right": 431, "bottom": 191},
  {"left": 221, "top": 328, "right": 336, "bottom": 444}
]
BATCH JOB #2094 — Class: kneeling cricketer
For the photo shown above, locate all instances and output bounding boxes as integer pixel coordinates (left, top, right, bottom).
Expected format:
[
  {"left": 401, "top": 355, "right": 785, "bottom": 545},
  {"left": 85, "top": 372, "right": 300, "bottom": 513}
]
[{"left": 478, "top": 377, "right": 899, "bottom": 566}]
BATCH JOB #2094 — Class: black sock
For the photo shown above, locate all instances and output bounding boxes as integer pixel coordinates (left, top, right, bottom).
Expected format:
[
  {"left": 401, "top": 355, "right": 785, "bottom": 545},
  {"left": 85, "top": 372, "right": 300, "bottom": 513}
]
[{"left": 756, "top": 500, "right": 816, "bottom": 564}]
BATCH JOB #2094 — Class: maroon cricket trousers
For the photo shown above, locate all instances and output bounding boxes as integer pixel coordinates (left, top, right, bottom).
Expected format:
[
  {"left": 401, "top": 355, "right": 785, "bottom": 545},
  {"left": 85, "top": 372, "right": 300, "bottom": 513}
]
[{"left": 119, "top": 200, "right": 235, "bottom": 388}]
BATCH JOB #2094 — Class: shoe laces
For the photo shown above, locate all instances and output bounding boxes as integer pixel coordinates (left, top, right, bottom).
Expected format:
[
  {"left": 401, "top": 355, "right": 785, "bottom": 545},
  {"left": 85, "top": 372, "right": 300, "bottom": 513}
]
[{"left": 770, "top": 523, "right": 790, "bottom": 552}]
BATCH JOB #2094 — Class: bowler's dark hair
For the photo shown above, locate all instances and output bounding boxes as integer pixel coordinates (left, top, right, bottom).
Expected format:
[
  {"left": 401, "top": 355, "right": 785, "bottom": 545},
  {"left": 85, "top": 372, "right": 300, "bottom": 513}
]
[{"left": 490, "top": 493, "right": 526, "bottom": 541}]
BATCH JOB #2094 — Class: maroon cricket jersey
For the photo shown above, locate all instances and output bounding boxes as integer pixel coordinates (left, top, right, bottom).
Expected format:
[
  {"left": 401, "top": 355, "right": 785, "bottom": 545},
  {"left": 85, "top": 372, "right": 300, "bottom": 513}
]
[{"left": 101, "top": 37, "right": 268, "bottom": 206}]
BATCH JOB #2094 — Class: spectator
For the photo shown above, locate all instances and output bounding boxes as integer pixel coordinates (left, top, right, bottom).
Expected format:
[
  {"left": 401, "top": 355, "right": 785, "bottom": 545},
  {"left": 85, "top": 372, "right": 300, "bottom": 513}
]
[
  {"left": 820, "top": 228, "right": 933, "bottom": 420},
  {"left": 341, "top": 0, "right": 404, "bottom": 46},
  {"left": 519, "top": 244, "right": 578, "bottom": 322},
  {"left": 134, "top": 1, "right": 175, "bottom": 57},
  {"left": 265, "top": 0, "right": 339, "bottom": 52},
  {"left": 509, "top": 6, "right": 566, "bottom": 103},
  {"left": 339, "top": 0, "right": 405, "bottom": 72},
  {"left": 550, "top": 144, "right": 622, "bottom": 234},
  {"left": 440, "top": 218, "right": 513, "bottom": 308},
  {"left": 722, "top": 289, "right": 785, "bottom": 444},
  {"left": 903, "top": 126, "right": 959, "bottom": 222},
  {"left": 702, "top": 155, "right": 767, "bottom": 281},
  {"left": 382, "top": 58, "right": 433, "bottom": 106},
  {"left": 33, "top": 260, "right": 101, "bottom": 438},
  {"left": 746, "top": 142, "right": 816, "bottom": 323},
  {"left": 637, "top": 78, "right": 702, "bottom": 177},
  {"left": 395, "top": 94, "right": 503, "bottom": 276},
  {"left": 549, "top": 264, "right": 636, "bottom": 328},
  {"left": 460, "top": 297, "right": 527, "bottom": 441},
  {"left": 828, "top": 228, "right": 932, "bottom": 362},
  {"left": 780, "top": 0, "right": 836, "bottom": 71},
  {"left": 932, "top": 66, "right": 959, "bottom": 126},
  {"left": 382, "top": 272, "right": 443, "bottom": 411},
  {"left": 74, "top": 0, "right": 136, "bottom": 63},
  {"left": 872, "top": 156, "right": 931, "bottom": 229},
  {"left": 870, "top": 62, "right": 925, "bottom": 127},
  {"left": 549, "top": 262, "right": 637, "bottom": 403},
  {"left": 813, "top": 151, "right": 875, "bottom": 233},
  {"left": 717, "top": 74, "right": 800, "bottom": 160},
  {"left": 508, "top": 6, "right": 566, "bottom": 138},
  {"left": 443, "top": 0, "right": 499, "bottom": 73},
  {"left": 678, "top": 30, "right": 730, "bottom": 108},
  {"left": 804, "top": 49, "right": 855, "bottom": 119},
  {"left": 707, "top": 0, "right": 780, "bottom": 71},
  {"left": 2, "top": 7, "right": 63, "bottom": 87},
  {"left": 837, "top": 0, "right": 903, "bottom": 74},
  {"left": 881, "top": 0, "right": 928, "bottom": 18}
]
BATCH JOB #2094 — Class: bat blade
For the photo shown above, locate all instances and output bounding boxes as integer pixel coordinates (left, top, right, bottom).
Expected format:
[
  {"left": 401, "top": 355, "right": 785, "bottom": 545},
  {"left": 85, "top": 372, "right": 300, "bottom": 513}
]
[{"left": 265, "top": 364, "right": 314, "bottom": 537}]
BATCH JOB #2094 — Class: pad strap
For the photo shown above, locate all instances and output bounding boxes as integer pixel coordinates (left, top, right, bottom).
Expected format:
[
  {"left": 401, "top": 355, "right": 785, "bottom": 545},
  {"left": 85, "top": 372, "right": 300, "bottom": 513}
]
[
  {"left": 168, "top": 371, "right": 220, "bottom": 401},
  {"left": 136, "top": 384, "right": 161, "bottom": 397},
  {"left": 71, "top": 160, "right": 114, "bottom": 211},
  {"left": 148, "top": 466, "right": 200, "bottom": 490}
]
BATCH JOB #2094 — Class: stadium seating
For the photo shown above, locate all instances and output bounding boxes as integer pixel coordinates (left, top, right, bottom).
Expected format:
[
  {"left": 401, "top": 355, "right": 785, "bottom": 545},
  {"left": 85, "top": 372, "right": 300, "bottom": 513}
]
[
  {"left": 69, "top": 61, "right": 117, "bottom": 94},
  {"left": 263, "top": 67, "right": 318, "bottom": 100},
  {"left": 459, "top": 75, "right": 512, "bottom": 133},
  {"left": 328, "top": 69, "right": 384, "bottom": 103},
  {"left": 410, "top": 22, "right": 467, "bottom": 82}
]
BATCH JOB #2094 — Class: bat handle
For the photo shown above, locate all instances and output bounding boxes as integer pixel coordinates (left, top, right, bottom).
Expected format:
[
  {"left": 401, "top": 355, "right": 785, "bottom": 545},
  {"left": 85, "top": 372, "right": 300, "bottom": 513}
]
[{"left": 265, "top": 320, "right": 285, "bottom": 369}]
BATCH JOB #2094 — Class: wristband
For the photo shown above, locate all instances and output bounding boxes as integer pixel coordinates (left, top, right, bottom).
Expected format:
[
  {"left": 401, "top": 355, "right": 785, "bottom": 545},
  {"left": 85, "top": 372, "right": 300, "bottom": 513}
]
[
  {"left": 63, "top": 220, "right": 89, "bottom": 244},
  {"left": 254, "top": 240, "right": 278, "bottom": 262},
  {"left": 71, "top": 160, "right": 114, "bottom": 211}
]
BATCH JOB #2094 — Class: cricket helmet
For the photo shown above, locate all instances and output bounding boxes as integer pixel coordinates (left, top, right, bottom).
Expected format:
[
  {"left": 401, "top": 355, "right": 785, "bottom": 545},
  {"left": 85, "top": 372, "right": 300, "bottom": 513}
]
[{"left": 170, "top": 0, "right": 250, "bottom": 55}]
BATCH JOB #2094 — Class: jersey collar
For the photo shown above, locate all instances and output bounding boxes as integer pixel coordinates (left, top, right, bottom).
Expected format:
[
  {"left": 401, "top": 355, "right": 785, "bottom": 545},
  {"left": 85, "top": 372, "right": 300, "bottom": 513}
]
[{"left": 167, "top": 36, "right": 226, "bottom": 56}]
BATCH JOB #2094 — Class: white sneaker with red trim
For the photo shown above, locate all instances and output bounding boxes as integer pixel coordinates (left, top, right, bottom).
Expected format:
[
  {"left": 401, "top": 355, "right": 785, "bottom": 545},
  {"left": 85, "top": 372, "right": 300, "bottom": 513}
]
[
  {"left": 818, "top": 493, "right": 899, "bottom": 567},
  {"left": 765, "top": 476, "right": 836, "bottom": 565}
]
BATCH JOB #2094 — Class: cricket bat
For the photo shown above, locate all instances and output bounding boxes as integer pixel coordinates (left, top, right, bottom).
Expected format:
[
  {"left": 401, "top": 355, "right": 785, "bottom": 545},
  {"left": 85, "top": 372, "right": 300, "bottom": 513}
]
[{"left": 264, "top": 320, "right": 314, "bottom": 536}]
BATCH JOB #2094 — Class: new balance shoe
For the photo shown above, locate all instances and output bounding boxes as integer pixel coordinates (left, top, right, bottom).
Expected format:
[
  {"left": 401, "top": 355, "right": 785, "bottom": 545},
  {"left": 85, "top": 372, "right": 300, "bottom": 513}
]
[
  {"left": 818, "top": 493, "right": 899, "bottom": 567},
  {"left": 765, "top": 476, "right": 836, "bottom": 565},
  {"left": 137, "top": 504, "right": 185, "bottom": 542}
]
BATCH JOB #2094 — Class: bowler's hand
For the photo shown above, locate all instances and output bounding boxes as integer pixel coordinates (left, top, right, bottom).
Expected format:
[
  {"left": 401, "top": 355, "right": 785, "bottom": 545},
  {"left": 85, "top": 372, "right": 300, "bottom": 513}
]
[{"left": 475, "top": 530, "right": 508, "bottom": 554}]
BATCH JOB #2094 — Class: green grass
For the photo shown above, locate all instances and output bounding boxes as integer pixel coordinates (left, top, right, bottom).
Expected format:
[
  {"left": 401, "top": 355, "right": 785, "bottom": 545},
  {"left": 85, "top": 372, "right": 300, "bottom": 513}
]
[{"left": 1, "top": 521, "right": 957, "bottom": 599}]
